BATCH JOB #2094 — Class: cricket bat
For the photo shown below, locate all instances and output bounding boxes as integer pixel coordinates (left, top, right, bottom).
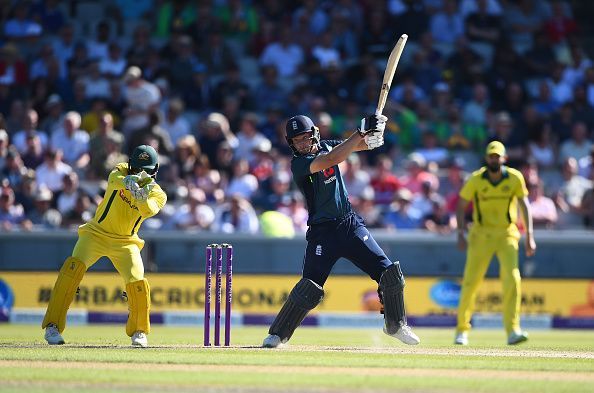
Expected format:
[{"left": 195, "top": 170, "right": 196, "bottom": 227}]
[{"left": 376, "top": 34, "right": 408, "bottom": 116}]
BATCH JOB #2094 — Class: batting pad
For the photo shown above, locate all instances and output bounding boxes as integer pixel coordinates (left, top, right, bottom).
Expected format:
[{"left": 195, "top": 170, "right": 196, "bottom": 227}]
[
  {"left": 125, "top": 278, "right": 151, "bottom": 337},
  {"left": 42, "top": 257, "right": 87, "bottom": 333},
  {"left": 379, "top": 262, "right": 407, "bottom": 334},
  {"left": 269, "top": 278, "right": 324, "bottom": 342}
]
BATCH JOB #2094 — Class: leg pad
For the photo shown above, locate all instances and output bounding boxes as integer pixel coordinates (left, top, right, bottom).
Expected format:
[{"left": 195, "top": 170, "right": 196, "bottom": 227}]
[
  {"left": 269, "top": 278, "right": 324, "bottom": 343},
  {"left": 42, "top": 257, "right": 87, "bottom": 333},
  {"left": 125, "top": 279, "right": 151, "bottom": 337},
  {"left": 379, "top": 262, "right": 407, "bottom": 334}
]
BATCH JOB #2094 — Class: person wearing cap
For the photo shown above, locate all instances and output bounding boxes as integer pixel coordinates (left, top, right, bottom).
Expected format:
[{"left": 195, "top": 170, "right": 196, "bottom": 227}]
[
  {"left": 42, "top": 144, "right": 167, "bottom": 347},
  {"left": 262, "top": 113, "right": 420, "bottom": 348},
  {"left": 455, "top": 141, "right": 536, "bottom": 346}
]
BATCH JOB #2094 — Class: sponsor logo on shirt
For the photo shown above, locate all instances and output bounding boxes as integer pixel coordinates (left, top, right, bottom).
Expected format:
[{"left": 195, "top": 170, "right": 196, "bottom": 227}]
[
  {"left": 315, "top": 245, "right": 322, "bottom": 256},
  {"left": 322, "top": 167, "right": 336, "bottom": 184},
  {"left": 119, "top": 189, "right": 139, "bottom": 211}
]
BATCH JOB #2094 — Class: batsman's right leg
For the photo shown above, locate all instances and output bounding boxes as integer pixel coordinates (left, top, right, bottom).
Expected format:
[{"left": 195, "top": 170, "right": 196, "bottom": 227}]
[
  {"left": 42, "top": 257, "right": 86, "bottom": 334},
  {"left": 263, "top": 278, "right": 324, "bottom": 348}
]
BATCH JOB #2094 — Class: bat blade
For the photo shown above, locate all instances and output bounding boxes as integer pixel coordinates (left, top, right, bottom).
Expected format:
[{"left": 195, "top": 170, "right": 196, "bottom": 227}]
[{"left": 376, "top": 34, "right": 408, "bottom": 116}]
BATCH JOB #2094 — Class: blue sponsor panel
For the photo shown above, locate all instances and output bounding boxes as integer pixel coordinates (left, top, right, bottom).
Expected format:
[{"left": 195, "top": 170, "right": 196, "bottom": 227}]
[{"left": 429, "top": 280, "right": 461, "bottom": 309}]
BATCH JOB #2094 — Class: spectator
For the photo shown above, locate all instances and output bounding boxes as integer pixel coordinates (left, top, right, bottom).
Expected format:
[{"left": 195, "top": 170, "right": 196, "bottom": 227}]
[
  {"left": 430, "top": 0, "right": 465, "bottom": 45},
  {"left": 411, "top": 180, "right": 441, "bottom": 218},
  {"left": 581, "top": 184, "right": 594, "bottom": 228},
  {"left": 121, "top": 66, "right": 161, "bottom": 135},
  {"left": 414, "top": 131, "right": 449, "bottom": 167},
  {"left": 67, "top": 43, "right": 91, "bottom": 81},
  {"left": 578, "top": 145, "right": 594, "bottom": 180},
  {"left": 0, "top": 130, "right": 8, "bottom": 170},
  {"left": 13, "top": 169, "right": 37, "bottom": 214},
  {"left": 253, "top": 65, "right": 287, "bottom": 113},
  {"left": 355, "top": 186, "right": 383, "bottom": 228},
  {"left": 225, "top": 158, "right": 259, "bottom": 200},
  {"left": 165, "top": 188, "right": 215, "bottom": 231},
  {"left": 528, "top": 123, "right": 557, "bottom": 170},
  {"left": 88, "top": 112, "right": 125, "bottom": 179},
  {"left": 54, "top": 172, "right": 82, "bottom": 216},
  {"left": 383, "top": 188, "right": 423, "bottom": 230},
  {"left": 400, "top": 153, "right": 439, "bottom": 195},
  {"left": 423, "top": 198, "right": 455, "bottom": 234},
  {"left": 465, "top": 0, "right": 502, "bottom": 44},
  {"left": 543, "top": 0, "right": 577, "bottom": 44},
  {"left": 504, "top": 0, "right": 544, "bottom": 54},
  {"left": 40, "top": 94, "right": 64, "bottom": 135},
  {"left": 50, "top": 111, "right": 90, "bottom": 169},
  {"left": 87, "top": 20, "right": 111, "bottom": 60},
  {"left": 161, "top": 98, "right": 190, "bottom": 146},
  {"left": 555, "top": 157, "right": 592, "bottom": 227},
  {"left": 212, "top": 194, "right": 259, "bottom": 234},
  {"left": 128, "top": 110, "right": 174, "bottom": 157},
  {"left": 235, "top": 113, "right": 270, "bottom": 165},
  {"left": 462, "top": 83, "right": 489, "bottom": 127},
  {"left": 528, "top": 180, "right": 558, "bottom": 229},
  {"left": 173, "top": 135, "right": 200, "bottom": 181},
  {"left": 4, "top": 2, "right": 42, "bottom": 40},
  {"left": 441, "top": 157, "right": 467, "bottom": 214},
  {"left": 0, "top": 44, "right": 28, "bottom": 88},
  {"left": 311, "top": 31, "right": 341, "bottom": 69},
  {"left": 343, "top": 154, "right": 371, "bottom": 203},
  {"left": 292, "top": 0, "right": 328, "bottom": 35},
  {"left": 25, "top": 186, "right": 62, "bottom": 229},
  {"left": 35, "top": 149, "right": 72, "bottom": 192},
  {"left": 0, "top": 186, "right": 26, "bottom": 231},
  {"left": 52, "top": 24, "right": 75, "bottom": 73},
  {"left": 31, "top": 0, "right": 66, "bottom": 35},
  {"left": 83, "top": 61, "right": 110, "bottom": 99},
  {"left": 21, "top": 133, "right": 45, "bottom": 170},
  {"left": 12, "top": 109, "right": 48, "bottom": 154},
  {"left": 1, "top": 148, "right": 28, "bottom": 188},
  {"left": 99, "top": 42, "right": 127, "bottom": 78},
  {"left": 370, "top": 155, "right": 400, "bottom": 205},
  {"left": 277, "top": 191, "right": 308, "bottom": 233},
  {"left": 212, "top": 63, "right": 252, "bottom": 110},
  {"left": 559, "top": 121, "right": 592, "bottom": 163},
  {"left": 260, "top": 26, "right": 304, "bottom": 78},
  {"left": 61, "top": 193, "right": 94, "bottom": 228},
  {"left": 253, "top": 171, "right": 291, "bottom": 212},
  {"left": 198, "top": 113, "right": 238, "bottom": 168},
  {"left": 189, "top": 155, "right": 224, "bottom": 203}
]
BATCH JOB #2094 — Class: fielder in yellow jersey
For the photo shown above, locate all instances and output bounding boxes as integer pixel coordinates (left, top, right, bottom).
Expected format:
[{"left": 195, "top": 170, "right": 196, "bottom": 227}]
[
  {"left": 42, "top": 145, "right": 167, "bottom": 347},
  {"left": 455, "top": 141, "right": 536, "bottom": 346}
]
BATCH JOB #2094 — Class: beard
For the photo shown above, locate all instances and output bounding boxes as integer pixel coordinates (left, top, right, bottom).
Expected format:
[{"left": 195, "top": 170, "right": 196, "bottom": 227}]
[{"left": 487, "top": 162, "right": 501, "bottom": 172}]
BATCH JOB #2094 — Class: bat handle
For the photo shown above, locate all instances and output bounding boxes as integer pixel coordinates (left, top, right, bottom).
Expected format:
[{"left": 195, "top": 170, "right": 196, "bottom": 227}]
[{"left": 375, "top": 108, "right": 383, "bottom": 116}]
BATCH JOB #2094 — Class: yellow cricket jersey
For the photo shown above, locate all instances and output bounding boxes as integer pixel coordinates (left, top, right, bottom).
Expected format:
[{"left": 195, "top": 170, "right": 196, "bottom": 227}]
[
  {"left": 459, "top": 166, "right": 528, "bottom": 232},
  {"left": 82, "top": 163, "right": 167, "bottom": 240}
]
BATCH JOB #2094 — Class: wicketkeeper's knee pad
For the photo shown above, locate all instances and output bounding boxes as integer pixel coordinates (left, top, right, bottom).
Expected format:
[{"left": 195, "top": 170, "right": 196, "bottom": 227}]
[
  {"left": 379, "top": 262, "right": 407, "bottom": 334},
  {"left": 269, "top": 278, "right": 324, "bottom": 343},
  {"left": 126, "top": 278, "right": 151, "bottom": 337},
  {"left": 42, "top": 257, "right": 87, "bottom": 333}
]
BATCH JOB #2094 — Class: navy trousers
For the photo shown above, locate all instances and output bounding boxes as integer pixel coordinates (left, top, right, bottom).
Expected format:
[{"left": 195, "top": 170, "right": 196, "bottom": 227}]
[{"left": 302, "top": 212, "right": 392, "bottom": 287}]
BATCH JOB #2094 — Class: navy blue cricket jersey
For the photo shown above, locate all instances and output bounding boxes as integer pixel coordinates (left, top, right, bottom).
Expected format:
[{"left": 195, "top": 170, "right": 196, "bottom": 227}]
[{"left": 291, "top": 140, "right": 353, "bottom": 225}]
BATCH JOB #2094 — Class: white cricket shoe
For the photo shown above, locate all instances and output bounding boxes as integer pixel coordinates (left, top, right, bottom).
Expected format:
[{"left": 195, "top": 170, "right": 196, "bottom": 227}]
[
  {"left": 454, "top": 331, "right": 469, "bottom": 345},
  {"left": 507, "top": 331, "right": 528, "bottom": 345},
  {"left": 384, "top": 325, "right": 420, "bottom": 345},
  {"left": 262, "top": 334, "right": 284, "bottom": 348},
  {"left": 44, "top": 323, "right": 65, "bottom": 345},
  {"left": 131, "top": 331, "right": 148, "bottom": 347}
]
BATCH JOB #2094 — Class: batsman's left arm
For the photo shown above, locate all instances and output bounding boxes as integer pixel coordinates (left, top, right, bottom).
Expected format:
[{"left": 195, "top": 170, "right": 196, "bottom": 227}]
[{"left": 518, "top": 196, "right": 536, "bottom": 257}]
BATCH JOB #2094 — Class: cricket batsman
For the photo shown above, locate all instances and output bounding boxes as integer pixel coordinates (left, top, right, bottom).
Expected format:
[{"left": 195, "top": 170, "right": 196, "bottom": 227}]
[
  {"left": 262, "top": 114, "right": 419, "bottom": 348},
  {"left": 455, "top": 141, "right": 536, "bottom": 345},
  {"left": 42, "top": 145, "right": 167, "bottom": 347}
]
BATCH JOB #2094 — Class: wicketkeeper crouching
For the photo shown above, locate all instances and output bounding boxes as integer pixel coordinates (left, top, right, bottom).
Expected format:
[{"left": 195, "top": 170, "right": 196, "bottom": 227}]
[{"left": 42, "top": 145, "right": 167, "bottom": 347}]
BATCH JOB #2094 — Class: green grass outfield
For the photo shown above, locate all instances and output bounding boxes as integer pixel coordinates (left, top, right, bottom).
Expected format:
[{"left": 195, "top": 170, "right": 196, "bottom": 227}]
[{"left": 1, "top": 325, "right": 593, "bottom": 393}]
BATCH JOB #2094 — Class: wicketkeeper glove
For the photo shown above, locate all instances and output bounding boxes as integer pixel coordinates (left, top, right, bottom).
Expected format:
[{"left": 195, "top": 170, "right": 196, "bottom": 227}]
[
  {"left": 123, "top": 175, "right": 141, "bottom": 191},
  {"left": 130, "top": 185, "right": 150, "bottom": 201},
  {"left": 358, "top": 114, "right": 387, "bottom": 150}
]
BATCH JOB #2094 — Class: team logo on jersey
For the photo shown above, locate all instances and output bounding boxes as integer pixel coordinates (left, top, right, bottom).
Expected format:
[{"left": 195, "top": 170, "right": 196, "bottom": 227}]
[
  {"left": 138, "top": 152, "right": 150, "bottom": 161},
  {"left": 323, "top": 167, "right": 335, "bottom": 178}
]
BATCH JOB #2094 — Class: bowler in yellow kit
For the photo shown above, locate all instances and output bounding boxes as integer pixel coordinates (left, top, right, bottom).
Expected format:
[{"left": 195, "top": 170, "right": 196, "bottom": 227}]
[
  {"left": 42, "top": 145, "right": 167, "bottom": 347},
  {"left": 455, "top": 141, "right": 536, "bottom": 345}
]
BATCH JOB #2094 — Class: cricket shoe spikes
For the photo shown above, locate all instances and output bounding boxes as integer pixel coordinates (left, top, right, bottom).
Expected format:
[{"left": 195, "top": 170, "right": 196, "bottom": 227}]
[
  {"left": 384, "top": 324, "right": 420, "bottom": 345},
  {"left": 131, "top": 331, "right": 148, "bottom": 347},
  {"left": 45, "top": 323, "right": 65, "bottom": 345},
  {"left": 262, "top": 334, "right": 284, "bottom": 348},
  {"left": 507, "top": 331, "right": 528, "bottom": 345}
]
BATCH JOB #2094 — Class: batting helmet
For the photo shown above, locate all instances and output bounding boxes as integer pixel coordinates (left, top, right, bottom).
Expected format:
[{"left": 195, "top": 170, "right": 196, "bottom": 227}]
[
  {"left": 129, "top": 144, "right": 159, "bottom": 177},
  {"left": 285, "top": 115, "right": 320, "bottom": 156}
]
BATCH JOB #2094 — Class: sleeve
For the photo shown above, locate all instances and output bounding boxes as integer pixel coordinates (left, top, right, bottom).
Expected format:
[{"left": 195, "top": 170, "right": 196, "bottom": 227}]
[
  {"left": 459, "top": 176, "right": 476, "bottom": 201},
  {"left": 137, "top": 185, "right": 167, "bottom": 218},
  {"left": 108, "top": 167, "right": 126, "bottom": 190},
  {"left": 515, "top": 172, "right": 529, "bottom": 198},
  {"left": 325, "top": 139, "right": 345, "bottom": 148},
  {"left": 291, "top": 155, "right": 317, "bottom": 178}
]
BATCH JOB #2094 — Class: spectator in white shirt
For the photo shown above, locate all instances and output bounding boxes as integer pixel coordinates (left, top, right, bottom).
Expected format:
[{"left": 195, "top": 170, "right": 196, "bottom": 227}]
[
  {"left": 4, "top": 3, "right": 42, "bottom": 39},
  {"left": 50, "top": 111, "right": 90, "bottom": 169},
  {"left": 35, "top": 149, "right": 72, "bottom": 192},
  {"left": 99, "top": 42, "right": 127, "bottom": 78},
  {"left": 165, "top": 188, "right": 215, "bottom": 231},
  {"left": 311, "top": 31, "right": 341, "bottom": 69},
  {"left": 226, "top": 158, "right": 259, "bottom": 199},
  {"left": 212, "top": 194, "right": 259, "bottom": 234},
  {"left": 559, "top": 121, "right": 592, "bottom": 163},
  {"left": 430, "top": 0, "right": 465, "bottom": 45},
  {"left": 161, "top": 98, "right": 191, "bottom": 146},
  {"left": 122, "top": 66, "right": 161, "bottom": 134},
  {"left": 12, "top": 109, "right": 48, "bottom": 154},
  {"left": 528, "top": 179, "right": 558, "bottom": 229},
  {"left": 87, "top": 20, "right": 111, "bottom": 60},
  {"left": 84, "top": 61, "right": 110, "bottom": 99},
  {"left": 235, "top": 113, "right": 270, "bottom": 165},
  {"left": 260, "top": 26, "right": 304, "bottom": 78}
]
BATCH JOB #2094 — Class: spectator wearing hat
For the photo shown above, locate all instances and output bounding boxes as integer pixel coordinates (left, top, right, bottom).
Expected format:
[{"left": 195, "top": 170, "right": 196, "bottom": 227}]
[
  {"left": 383, "top": 188, "right": 423, "bottom": 230},
  {"left": 26, "top": 186, "right": 62, "bottom": 229},
  {"left": 50, "top": 111, "right": 90, "bottom": 169},
  {"left": 35, "top": 149, "right": 72, "bottom": 192},
  {"left": 122, "top": 66, "right": 161, "bottom": 135},
  {"left": 12, "top": 109, "right": 49, "bottom": 154}
]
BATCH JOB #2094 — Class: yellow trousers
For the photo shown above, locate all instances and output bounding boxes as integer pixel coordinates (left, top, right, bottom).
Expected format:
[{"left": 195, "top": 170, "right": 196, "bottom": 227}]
[
  {"left": 73, "top": 225, "right": 145, "bottom": 283},
  {"left": 456, "top": 230, "right": 522, "bottom": 335}
]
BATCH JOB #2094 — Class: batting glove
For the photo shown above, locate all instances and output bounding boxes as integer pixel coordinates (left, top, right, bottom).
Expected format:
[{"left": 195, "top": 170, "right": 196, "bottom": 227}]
[{"left": 358, "top": 114, "right": 387, "bottom": 137}]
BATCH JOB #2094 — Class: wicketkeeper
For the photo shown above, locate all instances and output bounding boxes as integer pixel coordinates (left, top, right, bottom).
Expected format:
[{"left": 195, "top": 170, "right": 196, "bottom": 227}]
[
  {"left": 42, "top": 145, "right": 167, "bottom": 347},
  {"left": 262, "top": 114, "right": 420, "bottom": 348}
]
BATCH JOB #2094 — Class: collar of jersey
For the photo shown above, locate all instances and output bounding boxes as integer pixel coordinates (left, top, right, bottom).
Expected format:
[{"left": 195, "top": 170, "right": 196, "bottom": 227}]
[{"left": 481, "top": 165, "right": 509, "bottom": 187}]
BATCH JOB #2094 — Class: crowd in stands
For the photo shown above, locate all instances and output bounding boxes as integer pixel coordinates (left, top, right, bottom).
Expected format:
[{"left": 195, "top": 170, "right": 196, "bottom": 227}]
[{"left": 1, "top": 0, "right": 593, "bottom": 236}]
